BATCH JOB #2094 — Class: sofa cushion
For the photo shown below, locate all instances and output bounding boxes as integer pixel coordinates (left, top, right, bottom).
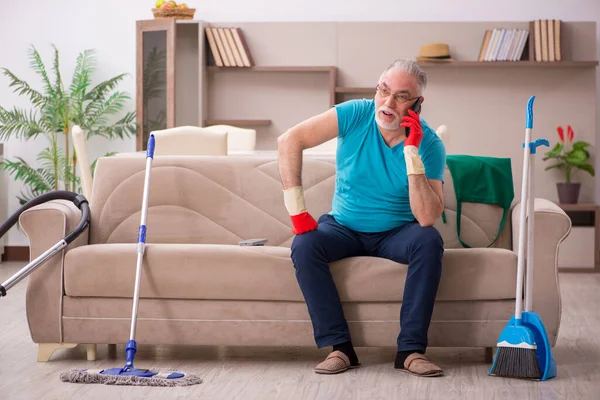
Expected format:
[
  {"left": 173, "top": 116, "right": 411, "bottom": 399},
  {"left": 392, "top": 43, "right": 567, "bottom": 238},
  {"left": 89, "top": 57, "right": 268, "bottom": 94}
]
[
  {"left": 64, "top": 244, "right": 517, "bottom": 302},
  {"left": 89, "top": 155, "right": 513, "bottom": 250}
]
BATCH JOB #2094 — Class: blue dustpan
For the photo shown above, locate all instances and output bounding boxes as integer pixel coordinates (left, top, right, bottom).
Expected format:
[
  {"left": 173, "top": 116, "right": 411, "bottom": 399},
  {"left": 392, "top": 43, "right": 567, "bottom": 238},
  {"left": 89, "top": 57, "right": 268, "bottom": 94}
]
[{"left": 522, "top": 311, "right": 557, "bottom": 380}]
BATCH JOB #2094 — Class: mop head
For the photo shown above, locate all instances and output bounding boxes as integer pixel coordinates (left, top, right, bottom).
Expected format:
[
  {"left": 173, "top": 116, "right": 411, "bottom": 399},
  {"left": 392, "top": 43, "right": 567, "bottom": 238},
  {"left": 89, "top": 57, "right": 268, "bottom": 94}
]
[{"left": 59, "top": 367, "right": 202, "bottom": 387}]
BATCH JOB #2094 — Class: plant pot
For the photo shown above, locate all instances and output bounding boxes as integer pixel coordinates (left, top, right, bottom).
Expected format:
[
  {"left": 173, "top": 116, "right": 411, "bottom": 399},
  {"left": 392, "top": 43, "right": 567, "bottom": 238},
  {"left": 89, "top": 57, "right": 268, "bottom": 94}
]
[{"left": 556, "top": 182, "right": 581, "bottom": 204}]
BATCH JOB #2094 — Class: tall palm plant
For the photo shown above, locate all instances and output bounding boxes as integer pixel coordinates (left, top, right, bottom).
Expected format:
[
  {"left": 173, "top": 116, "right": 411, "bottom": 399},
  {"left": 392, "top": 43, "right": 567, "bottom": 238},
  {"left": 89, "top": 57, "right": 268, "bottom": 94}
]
[{"left": 0, "top": 44, "right": 136, "bottom": 204}]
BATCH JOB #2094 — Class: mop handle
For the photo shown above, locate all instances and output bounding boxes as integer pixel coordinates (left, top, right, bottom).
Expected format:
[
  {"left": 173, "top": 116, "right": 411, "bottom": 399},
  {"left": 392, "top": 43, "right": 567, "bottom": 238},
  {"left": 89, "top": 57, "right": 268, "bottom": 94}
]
[
  {"left": 126, "top": 134, "right": 155, "bottom": 364},
  {"left": 525, "top": 137, "right": 550, "bottom": 312}
]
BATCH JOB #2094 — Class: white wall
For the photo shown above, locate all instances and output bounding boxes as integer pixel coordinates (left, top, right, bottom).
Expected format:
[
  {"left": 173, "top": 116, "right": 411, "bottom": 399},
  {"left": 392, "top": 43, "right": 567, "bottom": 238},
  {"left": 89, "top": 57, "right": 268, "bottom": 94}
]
[{"left": 0, "top": 0, "right": 598, "bottom": 246}]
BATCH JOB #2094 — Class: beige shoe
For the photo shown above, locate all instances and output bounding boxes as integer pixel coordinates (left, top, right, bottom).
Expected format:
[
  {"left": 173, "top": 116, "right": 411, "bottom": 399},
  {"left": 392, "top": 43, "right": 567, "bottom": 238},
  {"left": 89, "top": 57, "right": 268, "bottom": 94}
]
[
  {"left": 397, "top": 353, "right": 444, "bottom": 377},
  {"left": 314, "top": 350, "right": 360, "bottom": 375}
]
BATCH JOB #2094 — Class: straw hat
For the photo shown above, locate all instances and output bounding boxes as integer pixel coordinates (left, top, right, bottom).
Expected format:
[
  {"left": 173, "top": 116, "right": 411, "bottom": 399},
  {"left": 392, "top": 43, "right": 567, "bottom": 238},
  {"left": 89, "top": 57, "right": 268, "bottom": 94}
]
[{"left": 416, "top": 43, "right": 454, "bottom": 62}]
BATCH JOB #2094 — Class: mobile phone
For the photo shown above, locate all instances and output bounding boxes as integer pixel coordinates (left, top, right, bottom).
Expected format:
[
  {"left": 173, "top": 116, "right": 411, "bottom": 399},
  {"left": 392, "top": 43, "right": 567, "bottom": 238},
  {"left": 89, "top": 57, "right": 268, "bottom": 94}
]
[
  {"left": 406, "top": 97, "right": 422, "bottom": 138},
  {"left": 239, "top": 238, "right": 268, "bottom": 246}
]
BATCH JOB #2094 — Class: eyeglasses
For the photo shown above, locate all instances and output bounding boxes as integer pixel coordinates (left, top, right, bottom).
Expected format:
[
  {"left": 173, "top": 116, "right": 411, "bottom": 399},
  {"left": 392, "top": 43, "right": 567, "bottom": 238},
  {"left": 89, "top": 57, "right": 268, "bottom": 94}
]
[{"left": 376, "top": 84, "right": 419, "bottom": 103}]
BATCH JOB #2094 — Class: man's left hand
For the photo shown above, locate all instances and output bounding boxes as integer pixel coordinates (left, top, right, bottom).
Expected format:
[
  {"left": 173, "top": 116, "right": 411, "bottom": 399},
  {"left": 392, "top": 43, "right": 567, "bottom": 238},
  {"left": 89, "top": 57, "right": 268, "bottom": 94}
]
[
  {"left": 400, "top": 110, "right": 425, "bottom": 175},
  {"left": 401, "top": 109, "right": 424, "bottom": 149}
]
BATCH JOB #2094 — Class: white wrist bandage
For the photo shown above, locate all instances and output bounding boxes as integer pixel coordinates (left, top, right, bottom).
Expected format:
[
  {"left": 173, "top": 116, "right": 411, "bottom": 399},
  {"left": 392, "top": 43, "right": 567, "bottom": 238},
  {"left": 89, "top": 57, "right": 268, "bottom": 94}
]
[
  {"left": 404, "top": 145, "right": 425, "bottom": 175},
  {"left": 283, "top": 186, "right": 307, "bottom": 216}
]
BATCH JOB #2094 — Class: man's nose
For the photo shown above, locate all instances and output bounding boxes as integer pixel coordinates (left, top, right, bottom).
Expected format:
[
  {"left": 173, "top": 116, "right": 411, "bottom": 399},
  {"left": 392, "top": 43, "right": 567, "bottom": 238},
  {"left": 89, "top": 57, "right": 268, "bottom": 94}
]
[{"left": 384, "top": 95, "right": 396, "bottom": 107}]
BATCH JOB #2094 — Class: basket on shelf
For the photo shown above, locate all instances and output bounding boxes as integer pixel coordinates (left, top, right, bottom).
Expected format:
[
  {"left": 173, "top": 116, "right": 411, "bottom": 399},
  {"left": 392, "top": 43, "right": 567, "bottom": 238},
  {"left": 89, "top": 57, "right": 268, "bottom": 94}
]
[{"left": 152, "top": 7, "right": 195, "bottom": 20}]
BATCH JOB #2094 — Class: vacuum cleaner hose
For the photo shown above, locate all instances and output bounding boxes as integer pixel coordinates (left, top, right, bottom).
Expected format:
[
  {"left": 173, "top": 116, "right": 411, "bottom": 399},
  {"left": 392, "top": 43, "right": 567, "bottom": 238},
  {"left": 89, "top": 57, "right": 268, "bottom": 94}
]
[
  {"left": 0, "top": 190, "right": 90, "bottom": 243},
  {"left": 0, "top": 190, "right": 90, "bottom": 298}
]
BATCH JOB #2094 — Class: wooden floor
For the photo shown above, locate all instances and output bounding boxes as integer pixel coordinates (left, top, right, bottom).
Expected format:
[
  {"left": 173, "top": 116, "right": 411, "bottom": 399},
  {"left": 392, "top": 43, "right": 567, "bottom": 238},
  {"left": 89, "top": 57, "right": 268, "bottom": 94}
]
[{"left": 1, "top": 261, "right": 599, "bottom": 400}]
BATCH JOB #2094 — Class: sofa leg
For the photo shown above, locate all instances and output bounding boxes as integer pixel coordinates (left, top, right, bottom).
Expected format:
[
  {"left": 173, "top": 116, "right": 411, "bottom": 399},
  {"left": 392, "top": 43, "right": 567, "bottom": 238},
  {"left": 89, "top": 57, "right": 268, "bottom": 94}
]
[
  {"left": 106, "top": 343, "right": 117, "bottom": 358},
  {"left": 37, "top": 343, "right": 78, "bottom": 362},
  {"left": 87, "top": 344, "right": 97, "bottom": 361},
  {"left": 485, "top": 347, "right": 496, "bottom": 363}
]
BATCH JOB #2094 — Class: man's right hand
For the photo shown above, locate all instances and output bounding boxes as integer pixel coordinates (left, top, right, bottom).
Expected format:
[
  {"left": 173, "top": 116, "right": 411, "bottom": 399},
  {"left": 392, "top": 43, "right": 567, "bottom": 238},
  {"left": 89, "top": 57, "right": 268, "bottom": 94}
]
[
  {"left": 289, "top": 211, "right": 318, "bottom": 235},
  {"left": 283, "top": 186, "right": 318, "bottom": 234}
]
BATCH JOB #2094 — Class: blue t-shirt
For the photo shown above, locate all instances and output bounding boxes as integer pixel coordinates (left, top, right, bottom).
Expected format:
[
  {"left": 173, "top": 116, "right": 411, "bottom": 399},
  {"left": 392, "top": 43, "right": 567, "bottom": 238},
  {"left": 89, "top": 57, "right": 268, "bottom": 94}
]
[{"left": 329, "top": 98, "right": 446, "bottom": 233}]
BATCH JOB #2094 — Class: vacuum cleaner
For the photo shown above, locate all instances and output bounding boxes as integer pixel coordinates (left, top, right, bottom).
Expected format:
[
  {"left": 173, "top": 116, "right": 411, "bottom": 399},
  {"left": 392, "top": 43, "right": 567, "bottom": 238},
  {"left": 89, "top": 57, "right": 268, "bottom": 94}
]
[{"left": 0, "top": 190, "right": 90, "bottom": 298}]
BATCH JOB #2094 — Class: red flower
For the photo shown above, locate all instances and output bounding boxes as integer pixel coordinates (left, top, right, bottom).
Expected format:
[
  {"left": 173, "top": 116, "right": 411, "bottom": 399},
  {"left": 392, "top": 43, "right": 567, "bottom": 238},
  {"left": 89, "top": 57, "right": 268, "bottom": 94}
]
[
  {"left": 567, "top": 125, "right": 574, "bottom": 142},
  {"left": 557, "top": 126, "right": 564, "bottom": 142}
]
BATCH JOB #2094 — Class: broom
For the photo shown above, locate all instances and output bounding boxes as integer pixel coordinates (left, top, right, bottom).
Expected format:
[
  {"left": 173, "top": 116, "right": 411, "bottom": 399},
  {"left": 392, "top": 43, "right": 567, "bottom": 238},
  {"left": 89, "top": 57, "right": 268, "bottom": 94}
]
[
  {"left": 520, "top": 109, "right": 556, "bottom": 381},
  {"left": 489, "top": 95, "right": 542, "bottom": 380},
  {"left": 60, "top": 134, "right": 202, "bottom": 387}
]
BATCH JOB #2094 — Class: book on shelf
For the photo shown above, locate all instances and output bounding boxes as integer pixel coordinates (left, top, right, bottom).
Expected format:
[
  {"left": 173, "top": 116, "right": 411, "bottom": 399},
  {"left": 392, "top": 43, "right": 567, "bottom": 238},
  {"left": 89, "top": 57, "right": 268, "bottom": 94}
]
[
  {"left": 205, "top": 26, "right": 255, "bottom": 67},
  {"left": 531, "top": 19, "right": 561, "bottom": 62},
  {"left": 477, "top": 27, "right": 529, "bottom": 62},
  {"left": 477, "top": 19, "right": 562, "bottom": 63}
]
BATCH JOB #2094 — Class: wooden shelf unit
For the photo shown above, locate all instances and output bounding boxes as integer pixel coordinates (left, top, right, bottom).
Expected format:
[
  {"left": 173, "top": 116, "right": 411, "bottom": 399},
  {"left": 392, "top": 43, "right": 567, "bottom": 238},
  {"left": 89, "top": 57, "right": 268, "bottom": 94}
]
[
  {"left": 207, "top": 66, "right": 335, "bottom": 73},
  {"left": 204, "top": 119, "right": 271, "bottom": 127},
  {"left": 417, "top": 60, "right": 599, "bottom": 68},
  {"left": 208, "top": 65, "right": 338, "bottom": 109},
  {"left": 557, "top": 203, "right": 600, "bottom": 273},
  {"left": 134, "top": 19, "right": 598, "bottom": 151},
  {"left": 558, "top": 203, "right": 598, "bottom": 212},
  {"left": 336, "top": 61, "right": 598, "bottom": 94},
  {"left": 335, "top": 87, "right": 373, "bottom": 94}
]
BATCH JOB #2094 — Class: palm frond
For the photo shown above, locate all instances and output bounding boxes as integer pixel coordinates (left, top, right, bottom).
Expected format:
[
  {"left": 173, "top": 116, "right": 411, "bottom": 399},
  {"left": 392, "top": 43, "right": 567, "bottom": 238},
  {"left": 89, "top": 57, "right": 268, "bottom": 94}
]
[
  {"left": 37, "top": 145, "right": 66, "bottom": 177},
  {"left": 84, "top": 73, "right": 129, "bottom": 104},
  {"left": 28, "top": 45, "right": 55, "bottom": 98},
  {"left": 86, "top": 111, "right": 136, "bottom": 140},
  {"left": 81, "top": 74, "right": 131, "bottom": 129},
  {"left": 83, "top": 91, "right": 131, "bottom": 129},
  {"left": 0, "top": 157, "right": 54, "bottom": 194},
  {"left": 51, "top": 44, "right": 64, "bottom": 99},
  {"left": 0, "top": 106, "right": 46, "bottom": 141},
  {"left": 70, "top": 49, "right": 96, "bottom": 122},
  {"left": 40, "top": 96, "right": 65, "bottom": 134},
  {"left": 0, "top": 68, "right": 47, "bottom": 107},
  {"left": 50, "top": 44, "right": 70, "bottom": 131}
]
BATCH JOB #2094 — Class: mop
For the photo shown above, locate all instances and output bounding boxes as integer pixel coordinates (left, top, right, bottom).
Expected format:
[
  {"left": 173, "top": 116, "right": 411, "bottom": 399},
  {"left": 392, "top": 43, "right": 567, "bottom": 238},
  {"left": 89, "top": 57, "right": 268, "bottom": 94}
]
[
  {"left": 489, "top": 95, "right": 555, "bottom": 380},
  {"left": 60, "top": 134, "right": 202, "bottom": 387}
]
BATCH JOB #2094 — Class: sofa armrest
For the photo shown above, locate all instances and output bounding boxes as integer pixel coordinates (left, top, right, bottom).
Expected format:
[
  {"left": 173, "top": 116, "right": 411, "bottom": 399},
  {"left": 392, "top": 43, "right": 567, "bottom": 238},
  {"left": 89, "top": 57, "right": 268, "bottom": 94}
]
[
  {"left": 511, "top": 198, "right": 571, "bottom": 346},
  {"left": 19, "top": 200, "right": 90, "bottom": 344}
]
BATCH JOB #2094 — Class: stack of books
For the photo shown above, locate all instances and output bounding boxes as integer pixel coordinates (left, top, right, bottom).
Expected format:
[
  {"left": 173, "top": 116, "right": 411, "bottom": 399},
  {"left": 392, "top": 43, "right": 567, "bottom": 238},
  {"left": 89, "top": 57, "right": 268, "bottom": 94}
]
[
  {"left": 205, "top": 26, "right": 254, "bottom": 67},
  {"left": 531, "top": 19, "right": 562, "bottom": 62},
  {"left": 477, "top": 28, "right": 529, "bottom": 62}
]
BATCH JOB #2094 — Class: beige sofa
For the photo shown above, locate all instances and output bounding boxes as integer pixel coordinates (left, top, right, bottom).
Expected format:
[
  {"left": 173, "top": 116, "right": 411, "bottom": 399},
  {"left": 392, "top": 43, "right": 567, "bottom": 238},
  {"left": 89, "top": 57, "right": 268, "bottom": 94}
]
[{"left": 18, "top": 154, "right": 572, "bottom": 362}]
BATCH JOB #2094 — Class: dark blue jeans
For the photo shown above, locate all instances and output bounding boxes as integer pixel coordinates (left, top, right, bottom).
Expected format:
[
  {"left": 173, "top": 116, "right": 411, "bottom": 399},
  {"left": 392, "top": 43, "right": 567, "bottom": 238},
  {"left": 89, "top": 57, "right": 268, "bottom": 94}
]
[{"left": 290, "top": 214, "right": 444, "bottom": 354}]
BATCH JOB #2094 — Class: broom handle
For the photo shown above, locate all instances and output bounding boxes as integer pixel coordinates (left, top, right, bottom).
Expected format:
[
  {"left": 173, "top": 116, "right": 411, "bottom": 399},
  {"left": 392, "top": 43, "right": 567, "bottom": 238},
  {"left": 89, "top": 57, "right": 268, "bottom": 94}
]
[
  {"left": 515, "top": 130, "right": 531, "bottom": 321},
  {"left": 525, "top": 147, "right": 535, "bottom": 312},
  {"left": 515, "top": 96, "right": 535, "bottom": 321}
]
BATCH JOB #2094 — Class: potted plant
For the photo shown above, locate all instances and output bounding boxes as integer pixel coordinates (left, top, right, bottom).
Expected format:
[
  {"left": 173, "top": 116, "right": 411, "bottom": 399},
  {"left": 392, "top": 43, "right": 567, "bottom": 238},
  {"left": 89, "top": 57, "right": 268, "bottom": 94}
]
[
  {"left": 0, "top": 44, "right": 136, "bottom": 204},
  {"left": 543, "top": 125, "right": 595, "bottom": 204}
]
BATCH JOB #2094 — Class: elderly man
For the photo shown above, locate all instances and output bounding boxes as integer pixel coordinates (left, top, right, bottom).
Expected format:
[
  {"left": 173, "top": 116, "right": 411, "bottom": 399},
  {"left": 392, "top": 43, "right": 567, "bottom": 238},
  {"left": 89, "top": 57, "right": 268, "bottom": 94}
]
[{"left": 277, "top": 59, "right": 446, "bottom": 377}]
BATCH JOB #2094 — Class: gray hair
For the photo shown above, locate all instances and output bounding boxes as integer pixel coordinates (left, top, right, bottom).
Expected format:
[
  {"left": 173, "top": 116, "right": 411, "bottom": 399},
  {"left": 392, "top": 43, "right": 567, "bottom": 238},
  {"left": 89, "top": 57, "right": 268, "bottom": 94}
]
[{"left": 380, "top": 59, "right": 427, "bottom": 95}]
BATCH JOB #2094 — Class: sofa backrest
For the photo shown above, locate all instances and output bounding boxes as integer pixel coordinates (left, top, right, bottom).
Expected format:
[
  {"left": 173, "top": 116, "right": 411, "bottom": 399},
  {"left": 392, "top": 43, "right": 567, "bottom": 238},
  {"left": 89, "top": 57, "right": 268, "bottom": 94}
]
[{"left": 89, "top": 154, "right": 512, "bottom": 249}]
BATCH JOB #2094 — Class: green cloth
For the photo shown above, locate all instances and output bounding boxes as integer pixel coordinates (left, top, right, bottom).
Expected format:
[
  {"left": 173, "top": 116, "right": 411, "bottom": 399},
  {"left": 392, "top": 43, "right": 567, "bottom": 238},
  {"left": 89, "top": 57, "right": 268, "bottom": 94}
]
[{"left": 443, "top": 155, "right": 514, "bottom": 248}]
